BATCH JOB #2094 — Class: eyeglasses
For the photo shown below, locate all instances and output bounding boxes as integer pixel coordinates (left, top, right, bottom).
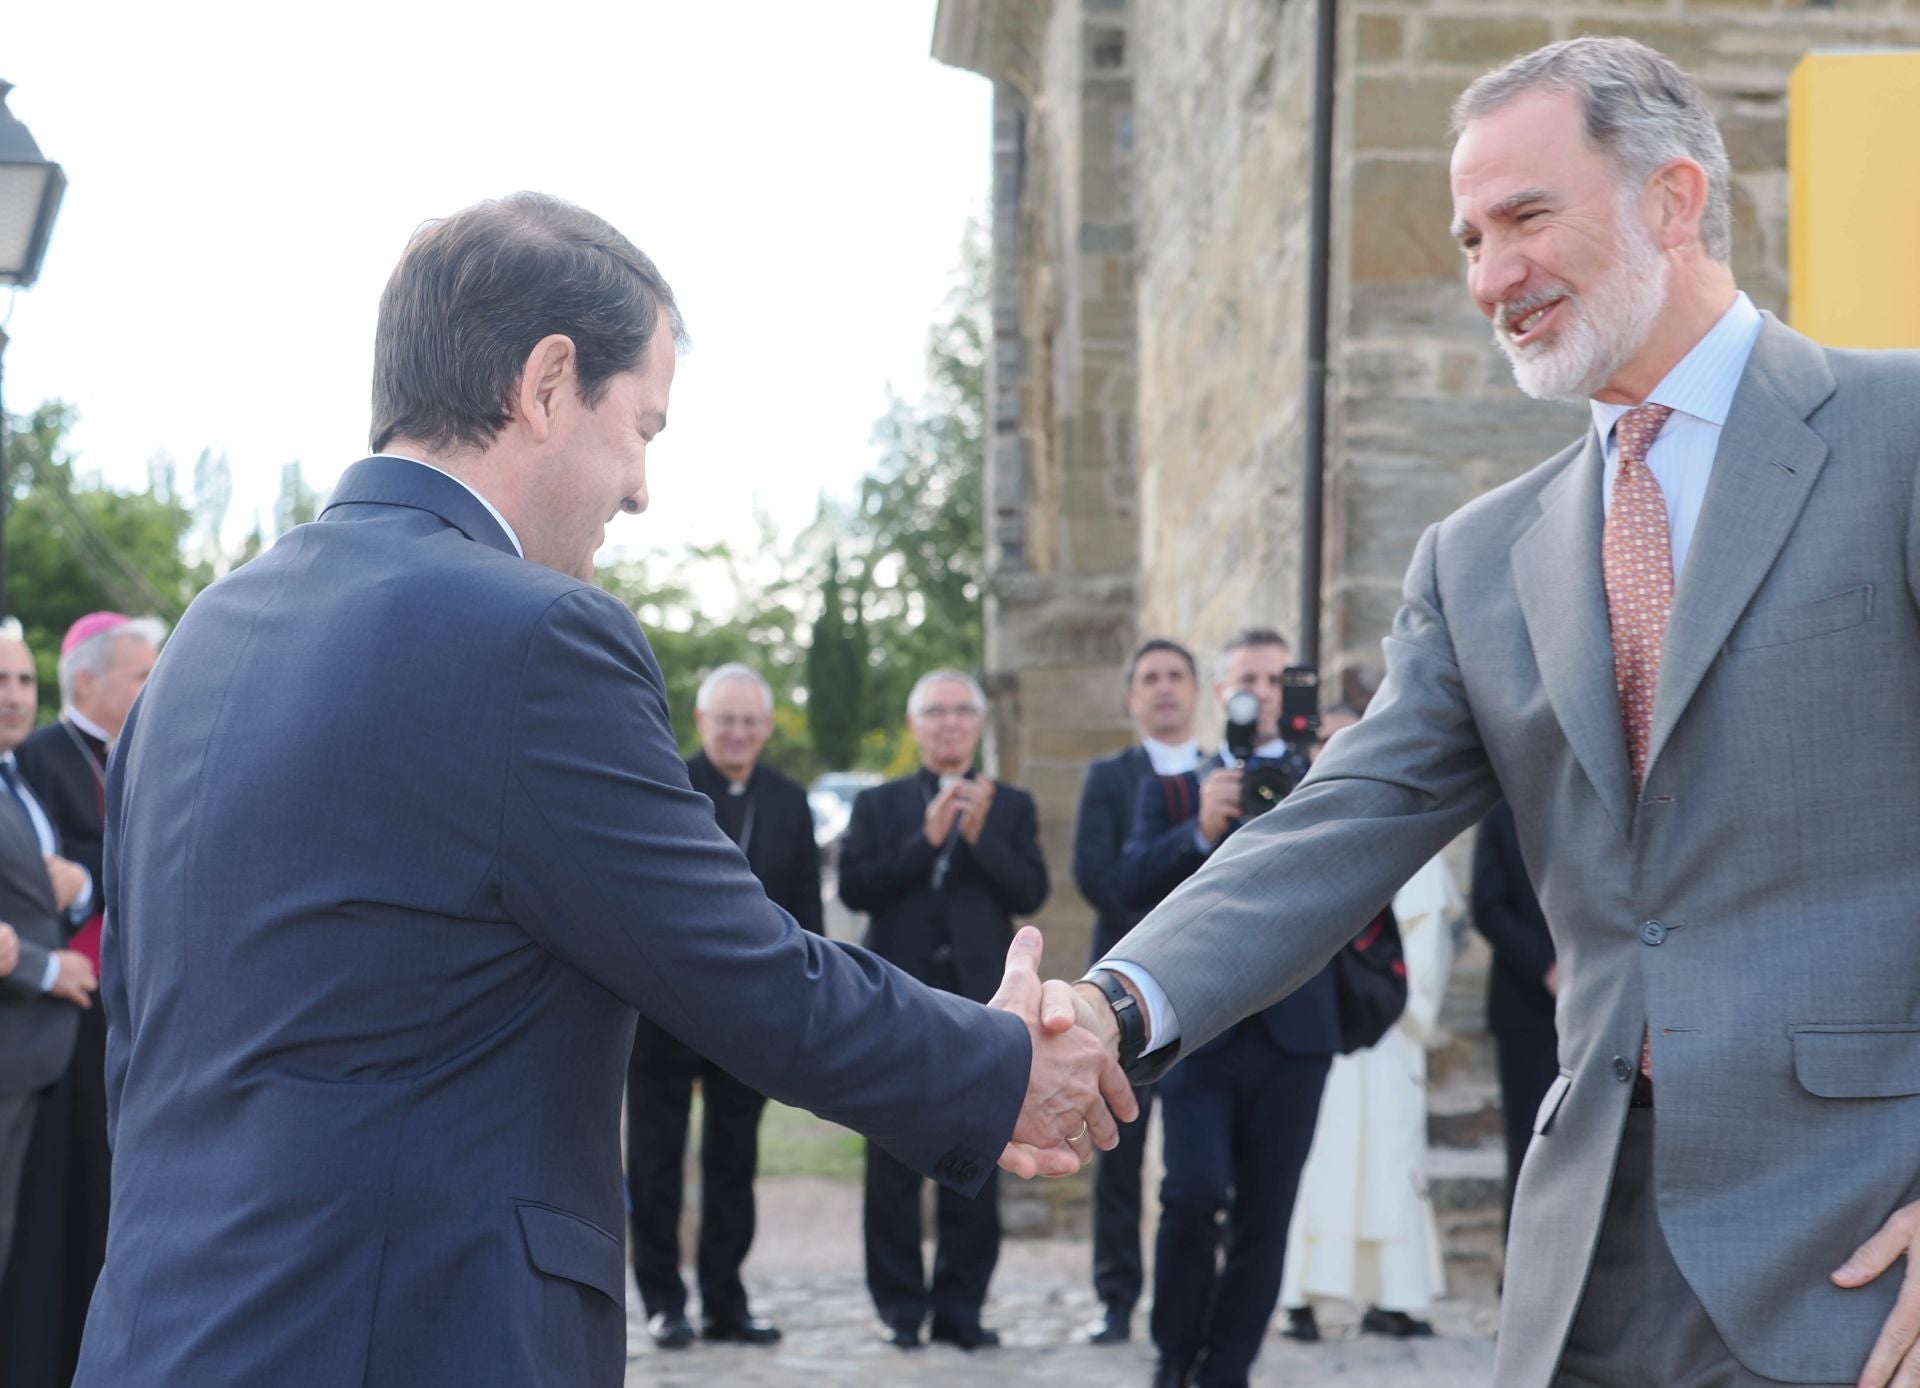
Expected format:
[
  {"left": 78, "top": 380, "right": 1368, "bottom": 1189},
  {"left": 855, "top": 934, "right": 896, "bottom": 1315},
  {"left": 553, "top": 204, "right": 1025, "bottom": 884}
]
[
  {"left": 707, "top": 714, "right": 771, "bottom": 733},
  {"left": 914, "top": 704, "right": 984, "bottom": 722}
]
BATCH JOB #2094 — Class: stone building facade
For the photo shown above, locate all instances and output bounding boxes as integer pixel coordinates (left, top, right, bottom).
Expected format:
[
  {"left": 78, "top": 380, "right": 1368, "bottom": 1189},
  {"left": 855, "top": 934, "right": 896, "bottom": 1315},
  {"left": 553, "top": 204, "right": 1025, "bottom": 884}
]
[{"left": 933, "top": 0, "right": 1920, "bottom": 973}]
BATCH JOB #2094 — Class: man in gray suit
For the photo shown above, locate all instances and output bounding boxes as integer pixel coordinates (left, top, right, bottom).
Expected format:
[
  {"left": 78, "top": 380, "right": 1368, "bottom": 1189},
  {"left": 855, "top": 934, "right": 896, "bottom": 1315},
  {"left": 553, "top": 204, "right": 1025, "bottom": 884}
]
[
  {"left": 1069, "top": 37, "right": 1920, "bottom": 1388},
  {"left": 0, "top": 634, "right": 99, "bottom": 1276}
]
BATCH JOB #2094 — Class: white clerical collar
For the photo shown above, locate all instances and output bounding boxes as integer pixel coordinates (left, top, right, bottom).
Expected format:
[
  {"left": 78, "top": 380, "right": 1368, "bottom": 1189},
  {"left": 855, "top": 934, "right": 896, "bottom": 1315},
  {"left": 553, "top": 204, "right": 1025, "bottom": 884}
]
[
  {"left": 1142, "top": 737, "right": 1200, "bottom": 775},
  {"left": 66, "top": 708, "right": 114, "bottom": 744},
  {"left": 1255, "top": 737, "right": 1288, "bottom": 759},
  {"left": 374, "top": 454, "right": 525, "bottom": 558}
]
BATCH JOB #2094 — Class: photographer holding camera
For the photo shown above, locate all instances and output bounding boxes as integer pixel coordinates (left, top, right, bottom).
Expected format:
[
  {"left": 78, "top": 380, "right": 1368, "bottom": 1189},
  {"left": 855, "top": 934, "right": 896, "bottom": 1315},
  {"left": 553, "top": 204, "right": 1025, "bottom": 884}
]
[{"left": 1117, "top": 628, "right": 1340, "bottom": 1388}]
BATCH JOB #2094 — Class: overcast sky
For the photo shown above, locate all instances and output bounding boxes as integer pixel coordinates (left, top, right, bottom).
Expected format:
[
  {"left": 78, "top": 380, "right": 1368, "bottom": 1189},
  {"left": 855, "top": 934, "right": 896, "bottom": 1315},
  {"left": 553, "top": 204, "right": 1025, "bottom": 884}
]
[{"left": 4, "top": 0, "right": 989, "bottom": 561}]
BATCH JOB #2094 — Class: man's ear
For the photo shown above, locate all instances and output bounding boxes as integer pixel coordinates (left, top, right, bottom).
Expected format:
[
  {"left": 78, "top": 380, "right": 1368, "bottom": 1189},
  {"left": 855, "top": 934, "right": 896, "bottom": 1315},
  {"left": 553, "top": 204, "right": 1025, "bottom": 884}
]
[
  {"left": 1650, "top": 158, "right": 1710, "bottom": 252},
  {"left": 514, "top": 334, "right": 579, "bottom": 444}
]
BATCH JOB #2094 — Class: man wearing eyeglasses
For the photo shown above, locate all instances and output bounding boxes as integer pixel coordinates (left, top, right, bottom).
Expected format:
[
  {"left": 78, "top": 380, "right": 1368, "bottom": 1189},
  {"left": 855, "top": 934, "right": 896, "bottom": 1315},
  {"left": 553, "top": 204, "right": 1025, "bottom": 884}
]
[
  {"left": 627, "top": 663, "right": 822, "bottom": 1353},
  {"left": 839, "top": 669, "right": 1050, "bottom": 1352}
]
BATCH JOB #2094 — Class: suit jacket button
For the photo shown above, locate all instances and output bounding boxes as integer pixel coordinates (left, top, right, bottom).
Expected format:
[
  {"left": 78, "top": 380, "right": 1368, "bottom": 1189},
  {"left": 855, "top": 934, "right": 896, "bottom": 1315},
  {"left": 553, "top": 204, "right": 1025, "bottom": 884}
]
[
  {"left": 955, "top": 1159, "right": 976, "bottom": 1182},
  {"left": 1612, "top": 1055, "right": 1633, "bottom": 1082},
  {"left": 1640, "top": 920, "right": 1668, "bottom": 946}
]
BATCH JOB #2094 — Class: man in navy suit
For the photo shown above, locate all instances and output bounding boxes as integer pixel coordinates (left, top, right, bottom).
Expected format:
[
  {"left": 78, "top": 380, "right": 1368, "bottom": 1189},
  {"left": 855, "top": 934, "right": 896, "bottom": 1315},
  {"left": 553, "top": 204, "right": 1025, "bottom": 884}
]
[
  {"left": 1073, "top": 637, "right": 1200, "bottom": 1345},
  {"left": 1119, "top": 628, "right": 1339, "bottom": 1388},
  {"left": 74, "top": 192, "right": 1131, "bottom": 1388}
]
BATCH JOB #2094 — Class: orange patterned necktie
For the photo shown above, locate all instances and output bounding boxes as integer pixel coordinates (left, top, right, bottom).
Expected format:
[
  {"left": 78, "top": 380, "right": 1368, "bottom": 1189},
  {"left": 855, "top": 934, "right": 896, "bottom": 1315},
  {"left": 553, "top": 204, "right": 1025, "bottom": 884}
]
[
  {"left": 1602, "top": 401, "right": 1674, "bottom": 1086},
  {"left": 1602, "top": 403, "right": 1676, "bottom": 793}
]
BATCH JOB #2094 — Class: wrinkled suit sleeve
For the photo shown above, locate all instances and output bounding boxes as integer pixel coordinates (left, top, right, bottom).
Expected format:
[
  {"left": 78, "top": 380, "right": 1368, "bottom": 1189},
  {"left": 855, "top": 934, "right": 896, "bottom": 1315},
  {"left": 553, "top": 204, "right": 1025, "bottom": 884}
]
[
  {"left": 1107, "top": 523, "right": 1501, "bottom": 1058},
  {"left": 499, "top": 587, "right": 1027, "bottom": 1193}
]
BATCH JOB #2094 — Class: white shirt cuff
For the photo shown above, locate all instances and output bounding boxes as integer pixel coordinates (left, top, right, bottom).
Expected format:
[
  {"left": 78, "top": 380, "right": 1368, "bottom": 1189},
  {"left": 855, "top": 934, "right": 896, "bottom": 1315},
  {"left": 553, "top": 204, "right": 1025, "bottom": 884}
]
[
  {"left": 38, "top": 951, "right": 60, "bottom": 993},
  {"left": 1096, "top": 959, "right": 1181, "bottom": 1056},
  {"left": 68, "top": 867, "right": 94, "bottom": 925}
]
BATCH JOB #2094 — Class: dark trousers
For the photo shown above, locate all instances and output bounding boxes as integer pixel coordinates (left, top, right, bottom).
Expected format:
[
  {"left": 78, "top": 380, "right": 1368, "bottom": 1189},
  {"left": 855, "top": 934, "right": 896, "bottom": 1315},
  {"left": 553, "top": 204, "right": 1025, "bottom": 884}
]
[
  {"left": 625, "top": 1035, "right": 767, "bottom": 1324},
  {"left": 0, "top": 1091, "right": 36, "bottom": 1286},
  {"left": 1151, "top": 1023, "right": 1330, "bottom": 1388},
  {"left": 863, "top": 1144, "right": 999, "bottom": 1333},
  {"left": 0, "top": 1002, "right": 111, "bottom": 1388},
  {"left": 1494, "top": 1023, "right": 1560, "bottom": 1238},
  {"left": 1091, "top": 1081, "right": 1156, "bottom": 1317}
]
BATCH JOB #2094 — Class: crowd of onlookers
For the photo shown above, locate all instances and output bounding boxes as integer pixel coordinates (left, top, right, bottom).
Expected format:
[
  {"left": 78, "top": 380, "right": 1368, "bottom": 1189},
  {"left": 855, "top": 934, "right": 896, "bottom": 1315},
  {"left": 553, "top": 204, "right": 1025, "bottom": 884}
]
[
  {"left": 627, "top": 632, "right": 1555, "bottom": 1388},
  {"left": 0, "top": 615, "right": 1552, "bottom": 1388}
]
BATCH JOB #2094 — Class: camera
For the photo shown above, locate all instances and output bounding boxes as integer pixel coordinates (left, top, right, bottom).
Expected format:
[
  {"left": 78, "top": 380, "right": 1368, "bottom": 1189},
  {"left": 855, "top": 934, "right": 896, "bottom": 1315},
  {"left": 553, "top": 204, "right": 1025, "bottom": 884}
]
[{"left": 1222, "top": 667, "right": 1320, "bottom": 818}]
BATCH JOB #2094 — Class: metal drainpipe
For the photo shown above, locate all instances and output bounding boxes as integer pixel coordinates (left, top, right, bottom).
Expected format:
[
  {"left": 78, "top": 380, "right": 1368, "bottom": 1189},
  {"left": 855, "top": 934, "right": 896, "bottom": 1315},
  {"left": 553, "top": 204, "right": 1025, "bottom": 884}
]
[{"left": 1297, "top": 0, "right": 1337, "bottom": 669}]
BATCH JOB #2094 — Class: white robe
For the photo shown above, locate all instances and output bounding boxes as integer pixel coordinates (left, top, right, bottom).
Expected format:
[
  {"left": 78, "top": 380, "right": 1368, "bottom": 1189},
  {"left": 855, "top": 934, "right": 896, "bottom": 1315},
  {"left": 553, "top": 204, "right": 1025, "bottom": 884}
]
[{"left": 1280, "top": 853, "right": 1462, "bottom": 1313}]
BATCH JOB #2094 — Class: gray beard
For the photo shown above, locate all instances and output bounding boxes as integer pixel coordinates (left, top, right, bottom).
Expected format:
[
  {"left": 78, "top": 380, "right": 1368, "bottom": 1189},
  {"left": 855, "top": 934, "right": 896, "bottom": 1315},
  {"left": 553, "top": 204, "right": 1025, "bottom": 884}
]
[{"left": 1499, "top": 212, "right": 1671, "bottom": 404}]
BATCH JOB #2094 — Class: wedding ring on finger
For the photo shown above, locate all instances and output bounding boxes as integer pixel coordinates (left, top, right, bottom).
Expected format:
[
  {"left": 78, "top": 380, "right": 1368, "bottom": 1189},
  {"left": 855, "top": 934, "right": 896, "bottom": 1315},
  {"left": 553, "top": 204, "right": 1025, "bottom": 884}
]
[{"left": 1066, "top": 1122, "right": 1091, "bottom": 1146}]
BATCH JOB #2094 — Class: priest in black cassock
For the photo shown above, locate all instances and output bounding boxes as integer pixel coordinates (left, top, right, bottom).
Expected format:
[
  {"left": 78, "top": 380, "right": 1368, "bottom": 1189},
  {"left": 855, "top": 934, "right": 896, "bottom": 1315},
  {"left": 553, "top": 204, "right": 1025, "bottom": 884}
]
[
  {"left": 626, "top": 663, "right": 823, "bottom": 1352},
  {"left": 2, "top": 612, "right": 164, "bottom": 1387}
]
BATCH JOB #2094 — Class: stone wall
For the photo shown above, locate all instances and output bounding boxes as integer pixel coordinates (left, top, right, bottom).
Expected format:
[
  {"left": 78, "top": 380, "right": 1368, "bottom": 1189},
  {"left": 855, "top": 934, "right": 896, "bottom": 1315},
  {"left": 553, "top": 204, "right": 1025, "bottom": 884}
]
[{"left": 940, "top": 0, "right": 1920, "bottom": 952}]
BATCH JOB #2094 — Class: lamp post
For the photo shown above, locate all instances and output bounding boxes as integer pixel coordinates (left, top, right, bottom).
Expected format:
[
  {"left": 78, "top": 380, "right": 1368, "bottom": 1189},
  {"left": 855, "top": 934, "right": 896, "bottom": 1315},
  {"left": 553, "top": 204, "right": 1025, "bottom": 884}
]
[{"left": 0, "top": 79, "right": 67, "bottom": 611}]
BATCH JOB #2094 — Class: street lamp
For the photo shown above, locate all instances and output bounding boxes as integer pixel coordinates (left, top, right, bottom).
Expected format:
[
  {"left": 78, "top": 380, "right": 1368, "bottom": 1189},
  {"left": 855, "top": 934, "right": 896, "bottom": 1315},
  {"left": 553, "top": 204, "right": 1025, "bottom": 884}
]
[{"left": 0, "top": 79, "right": 66, "bottom": 609}]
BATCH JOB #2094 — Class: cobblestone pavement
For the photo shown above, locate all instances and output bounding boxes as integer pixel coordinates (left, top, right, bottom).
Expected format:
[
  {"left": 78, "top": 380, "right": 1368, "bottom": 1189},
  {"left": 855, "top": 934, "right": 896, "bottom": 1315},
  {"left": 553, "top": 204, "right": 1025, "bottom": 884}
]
[{"left": 623, "top": 1176, "right": 1499, "bottom": 1387}]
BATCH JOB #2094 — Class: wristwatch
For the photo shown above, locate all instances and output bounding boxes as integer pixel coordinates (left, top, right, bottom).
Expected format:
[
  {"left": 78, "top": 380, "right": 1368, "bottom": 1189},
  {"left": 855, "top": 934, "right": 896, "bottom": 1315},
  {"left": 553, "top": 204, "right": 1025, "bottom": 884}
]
[{"left": 1082, "top": 969, "right": 1181, "bottom": 1085}]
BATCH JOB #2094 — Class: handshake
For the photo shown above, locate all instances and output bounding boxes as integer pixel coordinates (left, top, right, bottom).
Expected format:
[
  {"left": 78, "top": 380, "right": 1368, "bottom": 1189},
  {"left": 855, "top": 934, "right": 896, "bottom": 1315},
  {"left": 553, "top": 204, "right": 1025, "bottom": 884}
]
[{"left": 988, "top": 926, "right": 1139, "bottom": 1179}]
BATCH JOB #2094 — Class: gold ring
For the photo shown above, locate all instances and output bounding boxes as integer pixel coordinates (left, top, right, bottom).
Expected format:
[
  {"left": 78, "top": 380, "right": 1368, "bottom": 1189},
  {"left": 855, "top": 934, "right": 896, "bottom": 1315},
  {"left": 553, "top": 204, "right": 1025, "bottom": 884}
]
[{"left": 1068, "top": 1123, "right": 1090, "bottom": 1144}]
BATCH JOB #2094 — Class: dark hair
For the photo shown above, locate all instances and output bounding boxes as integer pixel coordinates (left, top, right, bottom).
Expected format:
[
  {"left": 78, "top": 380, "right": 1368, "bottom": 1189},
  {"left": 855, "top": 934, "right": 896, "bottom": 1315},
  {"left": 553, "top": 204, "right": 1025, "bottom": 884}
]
[
  {"left": 370, "top": 192, "right": 688, "bottom": 455},
  {"left": 1125, "top": 637, "right": 1197, "bottom": 688}
]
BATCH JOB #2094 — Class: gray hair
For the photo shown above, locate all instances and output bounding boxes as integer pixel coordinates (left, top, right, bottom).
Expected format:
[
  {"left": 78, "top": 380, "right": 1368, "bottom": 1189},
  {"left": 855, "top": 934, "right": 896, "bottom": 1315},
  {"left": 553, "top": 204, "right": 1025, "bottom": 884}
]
[
  {"left": 907, "top": 669, "right": 987, "bottom": 717},
  {"left": 695, "top": 662, "right": 775, "bottom": 714},
  {"left": 58, "top": 616, "right": 168, "bottom": 708},
  {"left": 1451, "top": 37, "right": 1733, "bottom": 263},
  {"left": 1215, "top": 627, "right": 1290, "bottom": 683}
]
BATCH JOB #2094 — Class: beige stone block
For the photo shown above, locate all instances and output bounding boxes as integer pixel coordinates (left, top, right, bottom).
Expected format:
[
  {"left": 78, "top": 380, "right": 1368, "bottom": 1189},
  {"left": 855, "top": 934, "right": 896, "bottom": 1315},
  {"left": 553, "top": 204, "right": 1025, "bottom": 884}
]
[
  {"left": 1561, "top": 19, "right": 1718, "bottom": 72},
  {"left": 1418, "top": 15, "right": 1555, "bottom": 69},
  {"left": 1352, "top": 76, "right": 1464, "bottom": 153},
  {"left": 1029, "top": 724, "right": 1141, "bottom": 763},
  {"left": 1348, "top": 158, "right": 1458, "bottom": 285},
  {"left": 1717, "top": 112, "right": 1786, "bottom": 172},
  {"left": 1356, "top": 13, "right": 1406, "bottom": 64}
]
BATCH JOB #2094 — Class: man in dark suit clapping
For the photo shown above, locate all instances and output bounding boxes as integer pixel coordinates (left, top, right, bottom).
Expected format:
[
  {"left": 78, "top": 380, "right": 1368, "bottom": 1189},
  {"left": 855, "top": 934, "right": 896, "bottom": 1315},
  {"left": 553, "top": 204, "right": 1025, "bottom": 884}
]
[
  {"left": 840, "top": 669, "right": 1050, "bottom": 1352},
  {"left": 1072, "top": 638, "right": 1199, "bottom": 1345},
  {"left": 628, "top": 663, "right": 823, "bottom": 1351}
]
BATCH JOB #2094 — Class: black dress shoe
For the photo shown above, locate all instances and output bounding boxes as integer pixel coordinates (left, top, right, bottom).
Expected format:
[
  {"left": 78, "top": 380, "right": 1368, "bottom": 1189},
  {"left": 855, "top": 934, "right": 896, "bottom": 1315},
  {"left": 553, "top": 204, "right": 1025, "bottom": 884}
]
[
  {"left": 1282, "top": 1304, "right": 1321, "bottom": 1343},
  {"left": 1360, "top": 1306, "right": 1435, "bottom": 1338},
  {"left": 646, "top": 1312, "right": 696, "bottom": 1349},
  {"left": 1150, "top": 1360, "right": 1191, "bottom": 1388},
  {"left": 878, "top": 1322, "right": 922, "bottom": 1349},
  {"left": 702, "top": 1315, "right": 781, "bottom": 1345},
  {"left": 928, "top": 1319, "right": 1001, "bottom": 1350},
  {"left": 1085, "top": 1306, "right": 1131, "bottom": 1344}
]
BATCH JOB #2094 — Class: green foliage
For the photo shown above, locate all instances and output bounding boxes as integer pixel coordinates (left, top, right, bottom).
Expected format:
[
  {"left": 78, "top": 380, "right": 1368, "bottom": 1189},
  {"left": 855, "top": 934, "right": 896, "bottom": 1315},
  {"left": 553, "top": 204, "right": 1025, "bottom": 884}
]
[
  {"left": 805, "top": 549, "right": 866, "bottom": 770},
  {"left": 594, "top": 220, "right": 990, "bottom": 779},
  {"left": 4, "top": 402, "right": 211, "bottom": 714}
]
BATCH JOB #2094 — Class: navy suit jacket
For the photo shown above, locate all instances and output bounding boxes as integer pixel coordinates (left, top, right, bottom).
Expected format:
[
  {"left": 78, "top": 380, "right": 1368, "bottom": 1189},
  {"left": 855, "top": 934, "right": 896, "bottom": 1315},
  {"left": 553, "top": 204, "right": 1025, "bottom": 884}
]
[
  {"left": 1072, "top": 744, "right": 1153, "bottom": 968},
  {"left": 1470, "top": 799, "right": 1557, "bottom": 1036},
  {"left": 78, "top": 458, "right": 1029, "bottom": 1388},
  {"left": 1118, "top": 757, "right": 1340, "bottom": 1058}
]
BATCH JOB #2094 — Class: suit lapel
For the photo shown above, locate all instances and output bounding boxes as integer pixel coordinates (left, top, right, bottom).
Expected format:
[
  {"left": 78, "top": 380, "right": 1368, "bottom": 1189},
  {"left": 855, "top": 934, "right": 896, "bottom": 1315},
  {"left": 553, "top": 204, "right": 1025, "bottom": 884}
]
[
  {"left": 1643, "top": 319, "right": 1835, "bottom": 781},
  {"left": 1513, "top": 435, "right": 1637, "bottom": 840}
]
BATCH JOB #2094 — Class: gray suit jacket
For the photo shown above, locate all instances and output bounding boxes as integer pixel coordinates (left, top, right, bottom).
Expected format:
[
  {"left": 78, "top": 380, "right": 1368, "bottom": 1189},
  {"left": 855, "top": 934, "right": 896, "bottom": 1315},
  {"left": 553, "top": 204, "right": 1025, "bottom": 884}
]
[
  {"left": 0, "top": 769, "right": 78, "bottom": 1096},
  {"left": 1105, "top": 316, "right": 1920, "bottom": 1385}
]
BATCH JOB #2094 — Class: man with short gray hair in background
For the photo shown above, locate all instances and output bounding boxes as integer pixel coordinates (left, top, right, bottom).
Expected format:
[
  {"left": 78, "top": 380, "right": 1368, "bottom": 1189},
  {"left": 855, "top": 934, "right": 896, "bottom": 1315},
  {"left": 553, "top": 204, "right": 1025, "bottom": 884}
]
[
  {"left": 626, "top": 662, "right": 821, "bottom": 1352},
  {"left": 1068, "top": 36, "right": 1920, "bottom": 1388},
  {"left": 840, "top": 669, "right": 1049, "bottom": 1352}
]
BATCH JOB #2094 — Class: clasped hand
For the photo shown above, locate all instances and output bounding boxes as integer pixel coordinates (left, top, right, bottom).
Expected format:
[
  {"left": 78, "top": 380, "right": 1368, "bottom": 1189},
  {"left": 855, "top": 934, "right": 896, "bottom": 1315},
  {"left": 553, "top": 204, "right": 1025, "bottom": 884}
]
[{"left": 988, "top": 926, "right": 1137, "bottom": 1178}]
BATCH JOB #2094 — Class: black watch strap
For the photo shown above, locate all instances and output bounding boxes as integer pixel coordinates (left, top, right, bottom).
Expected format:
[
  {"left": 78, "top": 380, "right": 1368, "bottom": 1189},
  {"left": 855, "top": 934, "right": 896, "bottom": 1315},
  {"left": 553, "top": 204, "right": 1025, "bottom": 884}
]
[{"left": 1082, "top": 969, "right": 1181, "bottom": 1084}]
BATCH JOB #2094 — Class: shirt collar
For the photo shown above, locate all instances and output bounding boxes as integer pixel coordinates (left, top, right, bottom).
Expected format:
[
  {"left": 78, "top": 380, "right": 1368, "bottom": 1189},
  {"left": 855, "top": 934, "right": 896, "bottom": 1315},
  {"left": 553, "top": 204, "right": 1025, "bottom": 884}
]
[
  {"left": 370, "top": 455, "right": 525, "bottom": 558},
  {"left": 65, "top": 708, "right": 113, "bottom": 745},
  {"left": 1588, "top": 291, "right": 1764, "bottom": 444},
  {"left": 1141, "top": 737, "right": 1199, "bottom": 773}
]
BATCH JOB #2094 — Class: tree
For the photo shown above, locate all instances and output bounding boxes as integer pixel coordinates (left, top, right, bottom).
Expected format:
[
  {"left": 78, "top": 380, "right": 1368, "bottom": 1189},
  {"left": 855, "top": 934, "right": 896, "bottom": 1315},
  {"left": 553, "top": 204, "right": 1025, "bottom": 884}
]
[
  {"left": 275, "top": 461, "right": 320, "bottom": 535},
  {"left": 805, "top": 547, "right": 865, "bottom": 769},
  {"left": 4, "top": 401, "right": 211, "bottom": 713}
]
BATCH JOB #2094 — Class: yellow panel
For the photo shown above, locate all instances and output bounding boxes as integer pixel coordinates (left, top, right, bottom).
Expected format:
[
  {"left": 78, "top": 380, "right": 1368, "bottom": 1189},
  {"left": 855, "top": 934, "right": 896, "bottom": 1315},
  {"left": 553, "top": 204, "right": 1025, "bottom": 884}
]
[{"left": 1790, "top": 51, "right": 1920, "bottom": 349}]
